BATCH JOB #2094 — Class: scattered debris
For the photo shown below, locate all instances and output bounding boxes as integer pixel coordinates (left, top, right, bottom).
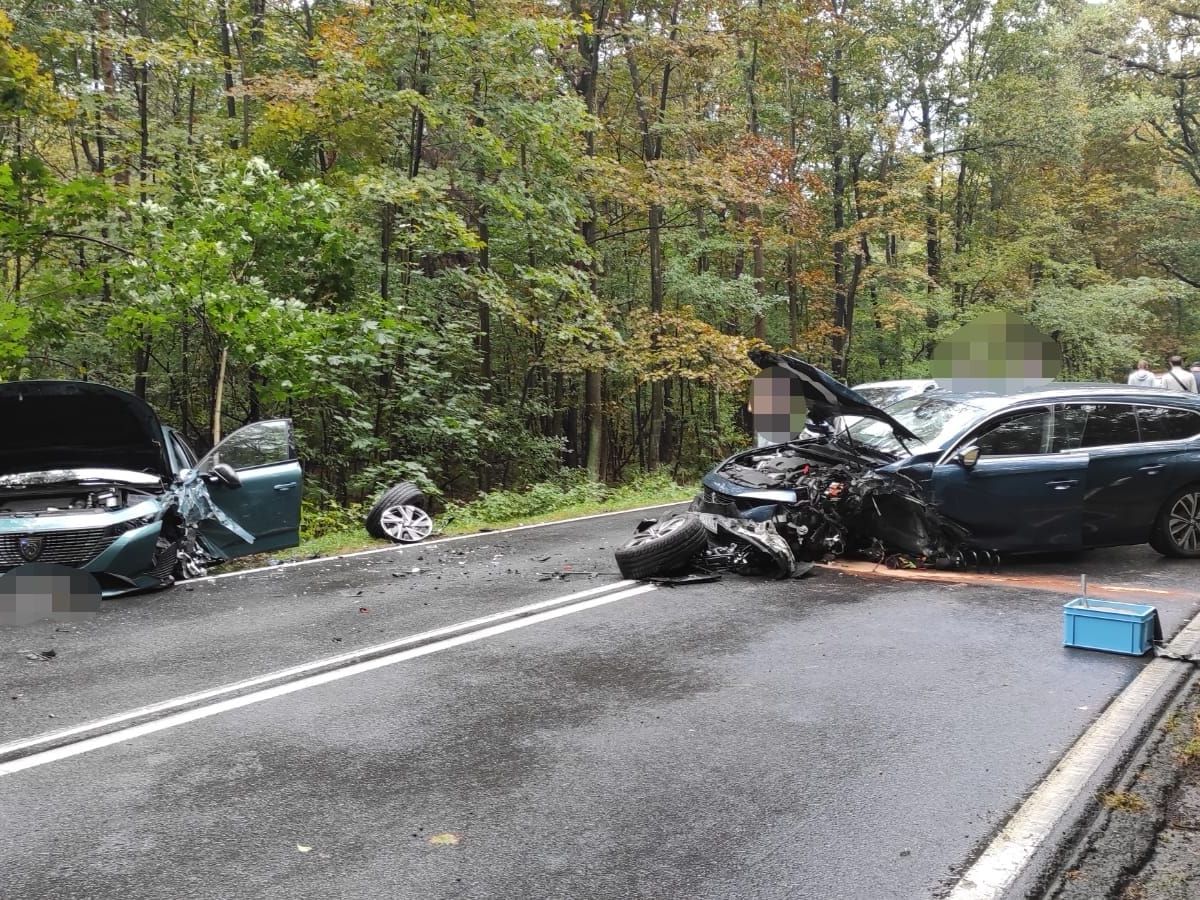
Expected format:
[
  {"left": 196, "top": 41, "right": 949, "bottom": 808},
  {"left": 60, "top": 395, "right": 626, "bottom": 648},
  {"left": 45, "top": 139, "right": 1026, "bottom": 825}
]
[
  {"left": 427, "top": 833, "right": 461, "bottom": 846},
  {"left": 647, "top": 573, "right": 723, "bottom": 586},
  {"left": 536, "top": 571, "right": 600, "bottom": 581}
]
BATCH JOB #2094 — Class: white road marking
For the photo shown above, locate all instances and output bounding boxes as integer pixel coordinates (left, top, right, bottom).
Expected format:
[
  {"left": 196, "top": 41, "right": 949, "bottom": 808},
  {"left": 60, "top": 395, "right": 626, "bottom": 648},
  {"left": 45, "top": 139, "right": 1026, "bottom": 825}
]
[
  {"left": 0, "top": 583, "right": 658, "bottom": 777},
  {"left": 0, "top": 579, "right": 640, "bottom": 759},
  {"left": 204, "top": 501, "right": 687, "bottom": 581},
  {"left": 946, "top": 611, "right": 1200, "bottom": 900}
]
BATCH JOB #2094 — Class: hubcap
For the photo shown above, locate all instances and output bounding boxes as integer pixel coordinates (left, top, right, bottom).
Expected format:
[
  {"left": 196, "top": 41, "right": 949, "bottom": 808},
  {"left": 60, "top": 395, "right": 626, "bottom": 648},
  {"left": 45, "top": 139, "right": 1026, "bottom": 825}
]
[
  {"left": 1168, "top": 491, "right": 1200, "bottom": 552},
  {"left": 379, "top": 505, "right": 434, "bottom": 543}
]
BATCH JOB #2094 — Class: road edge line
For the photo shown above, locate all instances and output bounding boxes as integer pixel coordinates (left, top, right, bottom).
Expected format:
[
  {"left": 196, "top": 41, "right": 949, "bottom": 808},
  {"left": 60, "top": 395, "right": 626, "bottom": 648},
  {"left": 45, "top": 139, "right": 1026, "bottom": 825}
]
[
  {"left": 203, "top": 501, "right": 687, "bottom": 582},
  {"left": 0, "top": 582, "right": 658, "bottom": 778},
  {"left": 0, "top": 579, "right": 640, "bottom": 762}
]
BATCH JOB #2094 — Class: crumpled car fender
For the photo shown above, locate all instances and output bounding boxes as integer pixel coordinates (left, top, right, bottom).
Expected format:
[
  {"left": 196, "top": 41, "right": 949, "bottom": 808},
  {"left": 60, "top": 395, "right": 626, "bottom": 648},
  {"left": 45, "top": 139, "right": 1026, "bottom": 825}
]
[{"left": 701, "top": 514, "right": 796, "bottom": 579}]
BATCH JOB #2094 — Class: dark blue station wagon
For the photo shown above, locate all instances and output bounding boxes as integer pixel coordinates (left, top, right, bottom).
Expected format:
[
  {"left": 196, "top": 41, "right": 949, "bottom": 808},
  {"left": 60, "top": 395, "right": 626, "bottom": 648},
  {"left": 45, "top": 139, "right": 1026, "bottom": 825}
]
[{"left": 698, "top": 352, "right": 1200, "bottom": 562}]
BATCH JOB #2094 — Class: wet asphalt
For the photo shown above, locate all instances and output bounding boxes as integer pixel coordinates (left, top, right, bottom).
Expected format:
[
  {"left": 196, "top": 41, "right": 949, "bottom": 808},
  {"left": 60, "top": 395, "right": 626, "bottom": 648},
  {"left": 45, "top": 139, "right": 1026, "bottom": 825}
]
[{"left": 3, "top": 508, "right": 1200, "bottom": 900}]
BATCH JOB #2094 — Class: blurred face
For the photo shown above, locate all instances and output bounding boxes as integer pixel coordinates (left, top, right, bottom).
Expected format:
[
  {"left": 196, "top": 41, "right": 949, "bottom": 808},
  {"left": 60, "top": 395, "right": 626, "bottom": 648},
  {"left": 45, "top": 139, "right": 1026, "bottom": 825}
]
[{"left": 751, "top": 367, "right": 808, "bottom": 443}]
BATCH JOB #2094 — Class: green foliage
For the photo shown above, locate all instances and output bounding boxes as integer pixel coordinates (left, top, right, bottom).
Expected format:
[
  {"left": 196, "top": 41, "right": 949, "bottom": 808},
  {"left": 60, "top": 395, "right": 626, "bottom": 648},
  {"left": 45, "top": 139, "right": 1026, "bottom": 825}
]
[
  {"left": 8, "top": 0, "right": 1200, "bottom": 501},
  {"left": 300, "top": 498, "right": 366, "bottom": 542},
  {"left": 438, "top": 470, "right": 692, "bottom": 530}
]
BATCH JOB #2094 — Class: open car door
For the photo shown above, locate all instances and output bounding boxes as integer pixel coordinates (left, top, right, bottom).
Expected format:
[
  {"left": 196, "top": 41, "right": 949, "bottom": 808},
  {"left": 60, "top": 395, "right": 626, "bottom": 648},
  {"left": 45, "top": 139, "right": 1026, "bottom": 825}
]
[{"left": 195, "top": 419, "right": 302, "bottom": 559}]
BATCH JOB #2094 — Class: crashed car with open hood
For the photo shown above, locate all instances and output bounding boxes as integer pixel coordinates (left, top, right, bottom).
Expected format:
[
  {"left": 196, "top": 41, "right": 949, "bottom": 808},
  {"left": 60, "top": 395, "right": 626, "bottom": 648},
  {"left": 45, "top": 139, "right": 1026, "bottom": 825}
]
[
  {"left": 616, "top": 350, "right": 1200, "bottom": 579},
  {"left": 0, "top": 381, "right": 302, "bottom": 597}
]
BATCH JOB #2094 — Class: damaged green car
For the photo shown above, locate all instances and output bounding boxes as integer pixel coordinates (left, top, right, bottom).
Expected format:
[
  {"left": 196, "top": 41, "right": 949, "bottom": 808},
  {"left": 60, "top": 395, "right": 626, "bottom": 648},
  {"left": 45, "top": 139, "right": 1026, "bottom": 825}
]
[{"left": 0, "top": 381, "right": 302, "bottom": 596}]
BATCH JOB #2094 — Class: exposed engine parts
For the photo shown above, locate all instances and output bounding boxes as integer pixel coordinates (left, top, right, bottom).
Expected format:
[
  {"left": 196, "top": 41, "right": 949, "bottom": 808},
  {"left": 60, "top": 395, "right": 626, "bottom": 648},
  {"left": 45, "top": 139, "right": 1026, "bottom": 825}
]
[{"left": 615, "top": 442, "right": 985, "bottom": 581}]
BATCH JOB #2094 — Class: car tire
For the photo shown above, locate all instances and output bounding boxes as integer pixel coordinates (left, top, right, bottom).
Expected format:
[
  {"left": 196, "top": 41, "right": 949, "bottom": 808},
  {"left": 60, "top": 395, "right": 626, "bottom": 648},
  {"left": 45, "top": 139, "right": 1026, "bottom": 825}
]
[
  {"left": 614, "top": 514, "right": 708, "bottom": 579},
  {"left": 1150, "top": 484, "right": 1200, "bottom": 558},
  {"left": 365, "top": 482, "right": 432, "bottom": 543}
]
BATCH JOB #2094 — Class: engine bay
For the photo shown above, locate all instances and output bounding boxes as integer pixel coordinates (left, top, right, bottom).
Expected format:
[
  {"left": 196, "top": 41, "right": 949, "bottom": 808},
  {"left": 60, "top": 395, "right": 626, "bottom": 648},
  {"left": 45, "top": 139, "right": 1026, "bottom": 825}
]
[{"left": 0, "top": 470, "right": 162, "bottom": 517}]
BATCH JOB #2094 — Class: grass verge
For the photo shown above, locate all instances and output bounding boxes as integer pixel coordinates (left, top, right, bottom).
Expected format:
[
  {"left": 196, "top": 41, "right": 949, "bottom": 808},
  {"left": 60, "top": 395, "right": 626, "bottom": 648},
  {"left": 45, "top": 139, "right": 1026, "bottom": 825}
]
[{"left": 228, "top": 472, "right": 695, "bottom": 570}]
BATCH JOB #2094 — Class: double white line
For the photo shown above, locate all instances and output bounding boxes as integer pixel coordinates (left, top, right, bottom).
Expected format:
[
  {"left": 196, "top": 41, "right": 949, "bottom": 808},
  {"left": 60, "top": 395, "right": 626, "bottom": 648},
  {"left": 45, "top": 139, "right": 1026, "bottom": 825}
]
[{"left": 0, "top": 579, "right": 656, "bottom": 777}]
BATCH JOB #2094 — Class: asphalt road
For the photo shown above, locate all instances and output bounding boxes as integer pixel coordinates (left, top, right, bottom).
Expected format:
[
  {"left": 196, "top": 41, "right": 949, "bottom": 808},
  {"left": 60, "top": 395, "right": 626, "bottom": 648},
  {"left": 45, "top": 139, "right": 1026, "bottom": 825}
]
[{"left": 3, "top": 508, "right": 1200, "bottom": 900}]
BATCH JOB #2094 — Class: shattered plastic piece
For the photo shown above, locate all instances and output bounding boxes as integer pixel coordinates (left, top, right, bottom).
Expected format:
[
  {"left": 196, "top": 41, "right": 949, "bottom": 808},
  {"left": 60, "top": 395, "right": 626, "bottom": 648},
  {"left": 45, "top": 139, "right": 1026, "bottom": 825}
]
[
  {"left": 647, "top": 572, "right": 723, "bottom": 586},
  {"left": 791, "top": 560, "right": 815, "bottom": 578}
]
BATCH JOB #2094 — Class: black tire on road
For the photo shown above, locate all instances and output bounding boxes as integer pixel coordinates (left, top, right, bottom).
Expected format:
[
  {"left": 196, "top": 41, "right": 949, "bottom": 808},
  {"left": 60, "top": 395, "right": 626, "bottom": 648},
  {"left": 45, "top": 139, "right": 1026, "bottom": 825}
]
[
  {"left": 614, "top": 514, "right": 708, "bottom": 579},
  {"left": 366, "top": 482, "right": 429, "bottom": 541},
  {"left": 1150, "top": 484, "right": 1200, "bottom": 558}
]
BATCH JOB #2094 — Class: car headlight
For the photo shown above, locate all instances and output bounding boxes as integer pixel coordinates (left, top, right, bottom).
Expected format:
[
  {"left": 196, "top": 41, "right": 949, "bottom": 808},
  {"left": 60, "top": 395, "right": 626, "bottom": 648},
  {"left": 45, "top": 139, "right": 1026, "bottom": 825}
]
[{"left": 106, "top": 514, "right": 159, "bottom": 537}]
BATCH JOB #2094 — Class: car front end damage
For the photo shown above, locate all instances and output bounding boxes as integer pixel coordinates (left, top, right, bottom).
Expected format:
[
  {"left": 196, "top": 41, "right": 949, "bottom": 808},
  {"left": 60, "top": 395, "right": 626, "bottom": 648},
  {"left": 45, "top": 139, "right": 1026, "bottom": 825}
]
[
  {"left": 684, "top": 442, "right": 971, "bottom": 578},
  {"left": 614, "top": 351, "right": 977, "bottom": 581},
  {"left": 0, "top": 469, "right": 188, "bottom": 595},
  {"left": 0, "top": 381, "right": 299, "bottom": 600}
]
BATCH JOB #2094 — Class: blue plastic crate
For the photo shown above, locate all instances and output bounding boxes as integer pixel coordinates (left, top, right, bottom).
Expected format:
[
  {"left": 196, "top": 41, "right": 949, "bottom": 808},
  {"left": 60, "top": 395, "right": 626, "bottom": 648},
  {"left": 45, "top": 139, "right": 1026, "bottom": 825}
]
[{"left": 1063, "top": 598, "right": 1158, "bottom": 656}]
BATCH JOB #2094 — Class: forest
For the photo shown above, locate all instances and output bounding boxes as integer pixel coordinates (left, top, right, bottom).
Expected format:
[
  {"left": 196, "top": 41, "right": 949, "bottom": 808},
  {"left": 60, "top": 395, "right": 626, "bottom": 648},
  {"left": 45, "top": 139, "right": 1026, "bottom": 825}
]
[{"left": 3, "top": 0, "right": 1200, "bottom": 502}]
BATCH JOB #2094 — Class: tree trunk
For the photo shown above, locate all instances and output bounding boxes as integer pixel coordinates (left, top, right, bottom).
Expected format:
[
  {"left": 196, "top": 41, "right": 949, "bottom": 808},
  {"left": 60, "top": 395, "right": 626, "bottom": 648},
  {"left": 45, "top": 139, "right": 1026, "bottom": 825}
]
[
  {"left": 830, "top": 48, "right": 849, "bottom": 377},
  {"left": 623, "top": 0, "right": 679, "bottom": 470},
  {"left": 919, "top": 79, "right": 940, "bottom": 291},
  {"left": 211, "top": 345, "right": 228, "bottom": 447},
  {"left": 570, "top": 0, "right": 610, "bottom": 479},
  {"left": 786, "top": 241, "right": 799, "bottom": 348},
  {"left": 218, "top": 0, "right": 238, "bottom": 148}
]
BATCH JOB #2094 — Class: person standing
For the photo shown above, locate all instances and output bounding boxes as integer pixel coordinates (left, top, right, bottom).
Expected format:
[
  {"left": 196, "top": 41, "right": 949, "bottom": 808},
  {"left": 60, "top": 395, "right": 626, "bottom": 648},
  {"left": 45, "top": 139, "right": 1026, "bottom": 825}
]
[
  {"left": 1128, "top": 359, "right": 1158, "bottom": 387},
  {"left": 1162, "top": 355, "right": 1198, "bottom": 393}
]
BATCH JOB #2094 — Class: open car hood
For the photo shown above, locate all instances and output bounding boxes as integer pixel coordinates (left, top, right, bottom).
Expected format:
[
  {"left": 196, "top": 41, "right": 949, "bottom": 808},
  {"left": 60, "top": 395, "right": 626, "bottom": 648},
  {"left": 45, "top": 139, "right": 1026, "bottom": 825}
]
[
  {"left": 749, "top": 349, "right": 920, "bottom": 442},
  {"left": 0, "top": 381, "right": 172, "bottom": 479}
]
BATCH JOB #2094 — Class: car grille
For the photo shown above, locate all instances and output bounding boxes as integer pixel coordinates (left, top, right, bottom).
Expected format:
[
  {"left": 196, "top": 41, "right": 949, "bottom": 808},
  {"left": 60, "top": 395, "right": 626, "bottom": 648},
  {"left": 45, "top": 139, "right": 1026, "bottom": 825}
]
[
  {"left": 0, "top": 527, "right": 117, "bottom": 569},
  {"left": 702, "top": 486, "right": 734, "bottom": 505}
]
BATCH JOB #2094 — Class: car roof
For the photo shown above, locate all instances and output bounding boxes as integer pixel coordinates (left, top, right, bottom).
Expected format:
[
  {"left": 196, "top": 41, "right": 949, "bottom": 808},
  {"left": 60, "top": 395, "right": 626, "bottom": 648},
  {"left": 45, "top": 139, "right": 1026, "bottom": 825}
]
[
  {"left": 852, "top": 378, "right": 938, "bottom": 391},
  {"left": 917, "top": 383, "right": 1200, "bottom": 410}
]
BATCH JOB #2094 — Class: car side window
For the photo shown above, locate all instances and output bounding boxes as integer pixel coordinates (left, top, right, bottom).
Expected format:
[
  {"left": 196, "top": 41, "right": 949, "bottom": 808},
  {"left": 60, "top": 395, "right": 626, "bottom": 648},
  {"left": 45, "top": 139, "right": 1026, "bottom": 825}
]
[
  {"left": 1137, "top": 405, "right": 1200, "bottom": 442},
  {"left": 1054, "top": 404, "right": 1140, "bottom": 450},
  {"left": 972, "top": 408, "right": 1052, "bottom": 456},
  {"left": 198, "top": 420, "right": 294, "bottom": 472}
]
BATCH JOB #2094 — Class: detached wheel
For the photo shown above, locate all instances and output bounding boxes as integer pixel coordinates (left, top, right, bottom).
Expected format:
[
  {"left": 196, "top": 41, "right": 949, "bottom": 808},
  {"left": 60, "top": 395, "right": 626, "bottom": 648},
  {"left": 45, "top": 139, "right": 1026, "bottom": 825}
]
[
  {"left": 614, "top": 514, "right": 708, "bottom": 579},
  {"left": 366, "top": 482, "right": 432, "bottom": 543},
  {"left": 1150, "top": 485, "right": 1200, "bottom": 558}
]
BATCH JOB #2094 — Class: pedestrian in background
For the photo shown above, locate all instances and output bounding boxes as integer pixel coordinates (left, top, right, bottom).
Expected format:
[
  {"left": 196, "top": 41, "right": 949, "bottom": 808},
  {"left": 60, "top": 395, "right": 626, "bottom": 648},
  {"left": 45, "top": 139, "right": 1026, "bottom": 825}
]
[
  {"left": 1162, "top": 355, "right": 1198, "bottom": 393},
  {"left": 1128, "top": 359, "right": 1157, "bottom": 387}
]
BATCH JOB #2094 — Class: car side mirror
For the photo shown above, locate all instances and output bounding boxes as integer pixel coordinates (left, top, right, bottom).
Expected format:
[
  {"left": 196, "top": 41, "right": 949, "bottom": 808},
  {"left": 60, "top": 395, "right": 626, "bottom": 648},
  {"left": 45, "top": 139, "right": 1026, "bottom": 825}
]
[
  {"left": 208, "top": 463, "right": 242, "bottom": 488},
  {"left": 955, "top": 445, "right": 981, "bottom": 470}
]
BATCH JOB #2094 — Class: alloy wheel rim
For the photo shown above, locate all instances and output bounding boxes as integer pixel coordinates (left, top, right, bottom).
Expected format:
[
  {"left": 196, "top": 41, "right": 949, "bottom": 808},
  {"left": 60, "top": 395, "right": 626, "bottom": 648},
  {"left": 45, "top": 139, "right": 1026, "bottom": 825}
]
[
  {"left": 1168, "top": 491, "right": 1200, "bottom": 552},
  {"left": 627, "top": 516, "right": 689, "bottom": 546},
  {"left": 379, "top": 505, "right": 434, "bottom": 543}
]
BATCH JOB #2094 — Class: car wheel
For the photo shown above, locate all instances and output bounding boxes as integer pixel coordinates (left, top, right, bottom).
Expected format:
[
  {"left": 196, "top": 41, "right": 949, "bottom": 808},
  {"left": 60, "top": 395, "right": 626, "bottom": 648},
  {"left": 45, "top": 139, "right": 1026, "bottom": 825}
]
[
  {"left": 1150, "top": 485, "right": 1200, "bottom": 558},
  {"left": 366, "top": 482, "right": 432, "bottom": 543},
  {"left": 614, "top": 514, "right": 708, "bottom": 579}
]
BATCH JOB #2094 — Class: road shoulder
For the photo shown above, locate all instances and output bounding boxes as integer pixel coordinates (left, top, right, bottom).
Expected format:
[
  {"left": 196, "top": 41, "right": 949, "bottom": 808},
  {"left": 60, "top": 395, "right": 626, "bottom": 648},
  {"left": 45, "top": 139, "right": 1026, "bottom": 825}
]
[{"left": 1043, "top": 672, "right": 1200, "bottom": 900}]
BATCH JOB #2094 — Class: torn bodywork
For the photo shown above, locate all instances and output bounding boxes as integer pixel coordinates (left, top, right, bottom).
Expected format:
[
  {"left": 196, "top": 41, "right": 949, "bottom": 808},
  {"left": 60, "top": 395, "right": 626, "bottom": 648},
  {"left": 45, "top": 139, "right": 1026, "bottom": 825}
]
[
  {"left": 684, "top": 443, "right": 971, "bottom": 578},
  {"left": 0, "top": 467, "right": 255, "bottom": 594},
  {"left": 0, "top": 381, "right": 302, "bottom": 598},
  {"left": 614, "top": 351, "right": 979, "bottom": 581}
]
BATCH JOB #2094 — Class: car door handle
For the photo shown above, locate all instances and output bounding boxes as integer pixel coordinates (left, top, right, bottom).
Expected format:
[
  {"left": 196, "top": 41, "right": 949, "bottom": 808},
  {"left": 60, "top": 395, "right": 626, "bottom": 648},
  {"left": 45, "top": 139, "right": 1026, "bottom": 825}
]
[
  {"left": 273, "top": 482, "right": 298, "bottom": 491},
  {"left": 1047, "top": 479, "right": 1078, "bottom": 490},
  {"left": 1139, "top": 465, "right": 1164, "bottom": 475}
]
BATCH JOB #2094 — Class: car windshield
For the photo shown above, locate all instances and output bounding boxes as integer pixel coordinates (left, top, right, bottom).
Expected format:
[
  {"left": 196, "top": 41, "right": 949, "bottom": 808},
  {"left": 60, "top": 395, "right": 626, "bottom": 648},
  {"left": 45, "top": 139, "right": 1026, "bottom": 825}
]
[
  {"left": 841, "top": 395, "right": 983, "bottom": 455},
  {"left": 854, "top": 386, "right": 914, "bottom": 408}
]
